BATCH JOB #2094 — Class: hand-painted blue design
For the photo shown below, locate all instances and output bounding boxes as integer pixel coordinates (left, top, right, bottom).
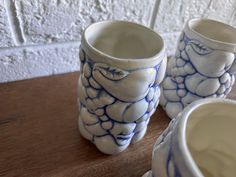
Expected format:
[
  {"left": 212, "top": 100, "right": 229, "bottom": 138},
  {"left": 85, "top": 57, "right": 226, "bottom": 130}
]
[
  {"left": 151, "top": 118, "right": 182, "bottom": 177},
  {"left": 151, "top": 119, "right": 182, "bottom": 177},
  {"left": 78, "top": 49, "right": 163, "bottom": 154},
  {"left": 160, "top": 32, "right": 236, "bottom": 118}
]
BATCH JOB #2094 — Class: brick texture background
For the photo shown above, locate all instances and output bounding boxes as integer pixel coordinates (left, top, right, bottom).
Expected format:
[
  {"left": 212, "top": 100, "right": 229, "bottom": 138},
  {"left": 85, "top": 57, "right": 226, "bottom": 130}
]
[{"left": 0, "top": 0, "right": 236, "bottom": 83}]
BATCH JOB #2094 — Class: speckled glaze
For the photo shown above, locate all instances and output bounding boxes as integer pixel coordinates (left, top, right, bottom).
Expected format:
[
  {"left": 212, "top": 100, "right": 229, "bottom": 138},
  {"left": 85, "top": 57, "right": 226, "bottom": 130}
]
[
  {"left": 143, "top": 98, "right": 236, "bottom": 177},
  {"left": 77, "top": 21, "right": 167, "bottom": 154},
  {"left": 160, "top": 18, "right": 236, "bottom": 119}
]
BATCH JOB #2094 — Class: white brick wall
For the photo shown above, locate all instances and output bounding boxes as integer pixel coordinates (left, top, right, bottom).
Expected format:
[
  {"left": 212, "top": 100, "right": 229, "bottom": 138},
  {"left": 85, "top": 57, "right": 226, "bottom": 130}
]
[
  {"left": 13, "top": 0, "right": 154, "bottom": 44},
  {"left": 0, "top": 2, "right": 14, "bottom": 47},
  {"left": 0, "top": 43, "right": 80, "bottom": 82},
  {"left": 0, "top": 0, "right": 236, "bottom": 83},
  {"left": 153, "top": 0, "right": 236, "bottom": 56}
]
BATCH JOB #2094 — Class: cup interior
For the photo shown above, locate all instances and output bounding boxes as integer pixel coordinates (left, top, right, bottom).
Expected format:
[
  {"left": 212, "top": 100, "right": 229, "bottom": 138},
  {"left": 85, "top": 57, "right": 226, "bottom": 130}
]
[
  {"left": 186, "top": 102, "right": 236, "bottom": 177},
  {"left": 189, "top": 19, "right": 236, "bottom": 44},
  {"left": 84, "top": 21, "right": 163, "bottom": 59}
]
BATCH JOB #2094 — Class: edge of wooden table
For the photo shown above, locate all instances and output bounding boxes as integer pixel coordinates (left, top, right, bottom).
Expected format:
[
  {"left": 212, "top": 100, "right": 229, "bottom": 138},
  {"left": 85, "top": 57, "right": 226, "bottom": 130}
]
[{"left": 0, "top": 72, "right": 172, "bottom": 177}]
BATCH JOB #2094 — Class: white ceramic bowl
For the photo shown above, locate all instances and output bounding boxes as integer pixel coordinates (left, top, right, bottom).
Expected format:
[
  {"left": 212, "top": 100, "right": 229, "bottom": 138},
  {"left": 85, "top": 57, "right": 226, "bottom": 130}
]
[{"left": 144, "top": 98, "right": 236, "bottom": 177}]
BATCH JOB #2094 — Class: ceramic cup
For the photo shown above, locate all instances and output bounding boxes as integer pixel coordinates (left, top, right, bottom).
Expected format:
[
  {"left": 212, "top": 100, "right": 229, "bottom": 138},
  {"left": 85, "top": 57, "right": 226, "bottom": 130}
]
[
  {"left": 77, "top": 21, "right": 167, "bottom": 154},
  {"left": 143, "top": 98, "right": 236, "bottom": 177},
  {"left": 160, "top": 18, "right": 236, "bottom": 119}
]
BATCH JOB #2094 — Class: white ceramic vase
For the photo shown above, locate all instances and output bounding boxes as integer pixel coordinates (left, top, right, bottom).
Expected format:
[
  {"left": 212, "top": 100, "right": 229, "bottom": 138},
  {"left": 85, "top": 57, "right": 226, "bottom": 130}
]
[
  {"left": 143, "top": 98, "right": 236, "bottom": 177},
  {"left": 160, "top": 18, "right": 236, "bottom": 119},
  {"left": 77, "top": 21, "right": 167, "bottom": 154}
]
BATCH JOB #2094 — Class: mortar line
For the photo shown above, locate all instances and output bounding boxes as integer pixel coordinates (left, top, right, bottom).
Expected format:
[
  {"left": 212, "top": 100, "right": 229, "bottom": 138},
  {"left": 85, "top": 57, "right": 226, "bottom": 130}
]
[
  {"left": 149, "top": 0, "right": 161, "bottom": 29},
  {"left": 202, "top": 0, "right": 213, "bottom": 18},
  {"left": 4, "top": 0, "right": 24, "bottom": 45},
  {"left": 229, "top": 6, "right": 236, "bottom": 25},
  {"left": 0, "top": 41, "right": 81, "bottom": 54},
  {"left": 0, "top": 30, "right": 181, "bottom": 54}
]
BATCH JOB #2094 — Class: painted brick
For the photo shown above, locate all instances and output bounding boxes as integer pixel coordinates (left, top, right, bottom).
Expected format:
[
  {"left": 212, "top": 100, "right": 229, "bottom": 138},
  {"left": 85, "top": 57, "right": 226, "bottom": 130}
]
[
  {"left": 161, "top": 32, "right": 181, "bottom": 56},
  {"left": 204, "top": 0, "right": 236, "bottom": 23},
  {"left": 0, "top": 1, "right": 14, "bottom": 47},
  {"left": 154, "top": 0, "right": 236, "bottom": 55},
  {"left": 15, "top": 0, "right": 155, "bottom": 44},
  {"left": 0, "top": 45, "right": 80, "bottom": 83},
  {"left": 154, "top": 0, "right": 236, "bottom": 33},
  {"left": 154, "top": 0, "right": 208, "bottom": 33},
  {"left": 230, "top": 11, "right": 236, "bottom": 27}
]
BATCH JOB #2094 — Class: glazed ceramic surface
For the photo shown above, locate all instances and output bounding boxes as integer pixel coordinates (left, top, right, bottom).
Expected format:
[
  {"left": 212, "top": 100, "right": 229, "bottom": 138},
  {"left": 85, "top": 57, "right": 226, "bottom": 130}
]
[
  {"left": 77, "top": 21, "right": 167, "bottom": 154},
  {"left": 143, "top": 98, "right": 236, "bottom": 177},
  {"left": 160, "top": 18, "right": 236, "bottom": 119}
]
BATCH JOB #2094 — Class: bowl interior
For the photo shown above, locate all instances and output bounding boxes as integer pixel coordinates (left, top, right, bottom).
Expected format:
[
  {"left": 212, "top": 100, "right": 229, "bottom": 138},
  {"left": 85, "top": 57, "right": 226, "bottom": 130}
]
[
  {"left": 189, "top": 19, "right": 236, "bottom": 44},
  {"left": 186, "top": 102, "right": 236, "bottom": 177},
  {"left": 85, "top": 21, "right": 163, "bottom": 59}
]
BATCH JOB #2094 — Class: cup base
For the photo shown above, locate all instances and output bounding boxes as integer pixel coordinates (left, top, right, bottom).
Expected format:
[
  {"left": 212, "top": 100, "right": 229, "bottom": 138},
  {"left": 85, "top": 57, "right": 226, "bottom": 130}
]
[{"left": 78, "top": 116, "right": 148, "bottom": 155}]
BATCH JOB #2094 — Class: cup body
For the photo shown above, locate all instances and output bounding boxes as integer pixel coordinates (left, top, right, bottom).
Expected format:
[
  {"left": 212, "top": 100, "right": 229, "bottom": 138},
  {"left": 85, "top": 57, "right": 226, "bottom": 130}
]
[
  {"left": 160, "top": 18, "right": 236, "bottom": 119},
  {"left": 143, "top": 98, "right": 236, "bottom": 177},
  {"left": 77, "top": 21, "right": 167, "bottom": 154}
]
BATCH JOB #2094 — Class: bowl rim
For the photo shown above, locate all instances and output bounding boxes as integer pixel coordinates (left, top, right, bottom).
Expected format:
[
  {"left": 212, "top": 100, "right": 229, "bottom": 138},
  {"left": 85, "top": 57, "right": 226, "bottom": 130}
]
[
  {"left": 178, "top": 98, "right": 236, "bottom": 177},
  {"left": 81, "top": 20, "right": 166, "bottom": 69},
  {"left": 185, "top": 18, "right": 236, "bottom": 52}
]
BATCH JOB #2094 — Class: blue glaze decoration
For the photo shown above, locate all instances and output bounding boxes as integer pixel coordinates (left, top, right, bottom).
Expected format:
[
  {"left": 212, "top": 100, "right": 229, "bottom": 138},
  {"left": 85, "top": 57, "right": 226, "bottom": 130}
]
[
  {"left": 78, "top": 49, "right": 164, "bottom": 154},
  {"left": 150, "top": 117, "right": 183, "bottom": 177},
  {"left": 160, "top": 32, "right": 236, "bottom": 119}
]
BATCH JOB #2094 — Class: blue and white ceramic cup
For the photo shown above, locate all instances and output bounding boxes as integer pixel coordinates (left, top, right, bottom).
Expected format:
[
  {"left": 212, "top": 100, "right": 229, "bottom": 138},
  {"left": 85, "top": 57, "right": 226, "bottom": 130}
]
[
  {"left": 77, "top": 21, "right": 167, "bottom": 154},
  {"left": 143, "top": 98, "right": 236, "bottom": 177},
  {"left": 160, "top": 18, "right": 236, "bottom": 119}
]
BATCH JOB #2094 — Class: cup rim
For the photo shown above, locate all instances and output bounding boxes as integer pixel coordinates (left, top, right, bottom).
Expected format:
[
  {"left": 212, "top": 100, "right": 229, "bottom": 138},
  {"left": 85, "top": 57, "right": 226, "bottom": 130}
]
[
  {"left": 81, "top": 20, "right": 166, "bottom": 69},
  {"left": 178, "top": 98, "right": 236, "bottom": 177},
  {"left": 185, "top": 18, "right": 236, "bottom": 51}
]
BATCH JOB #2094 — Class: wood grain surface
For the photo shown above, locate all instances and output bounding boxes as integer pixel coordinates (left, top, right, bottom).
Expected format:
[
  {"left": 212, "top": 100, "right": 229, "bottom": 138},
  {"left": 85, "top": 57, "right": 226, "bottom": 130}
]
[{"left": 0, "top": 72, "right": 235, "bottom": 177}]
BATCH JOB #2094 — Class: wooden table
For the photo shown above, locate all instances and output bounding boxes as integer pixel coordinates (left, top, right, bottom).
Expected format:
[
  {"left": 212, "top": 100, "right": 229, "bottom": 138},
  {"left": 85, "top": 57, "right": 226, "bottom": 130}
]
[{"left": 0, "top": 72, "right": 235, "bottom": 177}]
